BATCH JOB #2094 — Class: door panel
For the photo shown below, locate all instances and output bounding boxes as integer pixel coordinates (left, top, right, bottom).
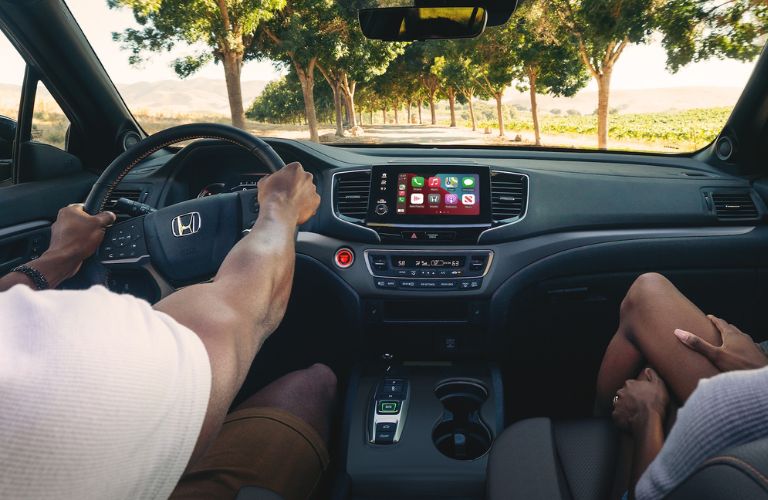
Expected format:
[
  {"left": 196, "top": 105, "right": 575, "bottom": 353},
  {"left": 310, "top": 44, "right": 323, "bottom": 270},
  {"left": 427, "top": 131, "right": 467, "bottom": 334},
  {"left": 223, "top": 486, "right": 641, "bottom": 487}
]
[
  {"left": 0, "top": 172, "right": 96, "bottom": 266},
  {"left": 0, "top": 221, "right": 50, "bottom": 275}
]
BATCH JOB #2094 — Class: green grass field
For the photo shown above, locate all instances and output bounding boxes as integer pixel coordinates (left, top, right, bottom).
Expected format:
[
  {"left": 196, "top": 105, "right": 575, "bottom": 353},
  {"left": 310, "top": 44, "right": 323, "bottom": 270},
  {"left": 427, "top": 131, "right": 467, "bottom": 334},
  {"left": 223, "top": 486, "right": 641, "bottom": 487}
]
[{"left": 479, "top": 107, "right": 731, "bottom": 151}]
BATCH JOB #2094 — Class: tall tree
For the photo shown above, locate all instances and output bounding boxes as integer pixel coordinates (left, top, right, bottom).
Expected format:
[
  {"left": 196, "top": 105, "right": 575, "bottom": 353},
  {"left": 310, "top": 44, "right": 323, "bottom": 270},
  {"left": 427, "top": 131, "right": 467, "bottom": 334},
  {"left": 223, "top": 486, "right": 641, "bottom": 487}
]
[
  {"left": 397, "top": 44, "right": 441, "bottom": 125},
  {"left": 253, "top": 0, "right": 341, "bottom": 142},
  {"left": 472, "top": 27, "right": 519, "bottom": 137},
  {"left": 247, "top": 69, "right": 334, "bottom": 124},
  {"left": 548, "top": 0, "right": 664, "bottom": 149},
  {"left": 508, "top": 3, "right": 589, "bottom": 145},
  {"left": 109, "top": 0, "right": 285, "bottom": 129},
  {"left": 317, "top": 2, "right": 403, "bottom": 135},
  {"left": 431, "top": 56, "right": 459, "bottom": 127},
  {"left": 657, "top": 0, "right": 768, "bottom": 72},
  {"left": 549, "top": 0, "right": 768, "bottom": 149}
]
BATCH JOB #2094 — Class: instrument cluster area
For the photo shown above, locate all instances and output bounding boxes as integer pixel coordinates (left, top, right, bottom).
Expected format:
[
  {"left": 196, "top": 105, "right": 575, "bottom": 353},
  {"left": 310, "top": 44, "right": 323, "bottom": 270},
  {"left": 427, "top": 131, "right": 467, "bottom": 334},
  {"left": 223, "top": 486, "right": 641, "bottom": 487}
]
[{"left": 196, "top": 173, "right": 268, "bottom": 198}]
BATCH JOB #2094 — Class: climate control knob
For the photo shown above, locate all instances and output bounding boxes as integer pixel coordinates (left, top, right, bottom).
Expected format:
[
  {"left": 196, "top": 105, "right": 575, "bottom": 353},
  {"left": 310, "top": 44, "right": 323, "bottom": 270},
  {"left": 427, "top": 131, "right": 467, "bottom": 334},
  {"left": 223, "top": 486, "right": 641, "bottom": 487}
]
[{"left": 375, "top": 204, "right": 388, "bottom": 215}]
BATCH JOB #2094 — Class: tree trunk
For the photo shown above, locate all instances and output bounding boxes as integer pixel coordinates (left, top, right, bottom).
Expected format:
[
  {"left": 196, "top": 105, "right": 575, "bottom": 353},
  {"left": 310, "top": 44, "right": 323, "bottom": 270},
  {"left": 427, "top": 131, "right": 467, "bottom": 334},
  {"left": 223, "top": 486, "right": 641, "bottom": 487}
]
[
  {"left": 418, "top": 99, "right": 423, "bottom": 124},
  {"left": 295, "top": 61, "right": 319, "bottom": 142},
  {"left": 346, "top": 93, "right": 357, "bottom": 128},
  {"left": 495, "top": 92, "right": 505, "bottom": 138},
  {"left": 596, "top": 69, "right": 612, "bottom": 150},
  {"left": 394, "top": 102, "right": 399, "bottom": 124},
  {"left": 528, "top": 69, "right": 541, "bottom": 146},
  {"left": 370, "top": 110, "right": 373, "bottom": 125},
  {"left": 332, "top": 85, "right": 344, "bottom": 137},
  {"left": 382, "top": 108, "right": 386, "bottom": 124},
  {"left": 448, "top": 89, "right": 457, "bottom": 127},
  {"left": 429, "top": 93, "right": 436, "bottom": 125},
  {"left": 222, "top": 51, "right": 246, "bottom": 129},
  {"left": 468, "top": 92, "right": 476, "bottom": 132},
  {"left": 407, "top": 100, "right": 412, "bottom": 124}
]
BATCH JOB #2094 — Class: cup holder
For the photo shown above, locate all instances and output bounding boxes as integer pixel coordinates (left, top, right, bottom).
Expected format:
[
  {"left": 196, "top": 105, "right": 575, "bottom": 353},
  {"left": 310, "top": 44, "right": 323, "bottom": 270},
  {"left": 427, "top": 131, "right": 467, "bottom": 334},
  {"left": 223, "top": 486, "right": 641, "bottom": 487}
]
[{"left": 432, "top": 380, "right": 492, "bottom": 460}]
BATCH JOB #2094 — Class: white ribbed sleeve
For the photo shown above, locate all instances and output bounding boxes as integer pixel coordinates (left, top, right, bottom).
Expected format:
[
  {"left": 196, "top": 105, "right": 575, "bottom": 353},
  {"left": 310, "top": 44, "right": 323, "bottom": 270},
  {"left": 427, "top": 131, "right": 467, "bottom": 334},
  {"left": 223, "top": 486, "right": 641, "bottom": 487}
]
[
  {"left": 636, "top": 365, "right": 768, "bottom": 499},
  {"left": 0, "top": 285, "right": 211, "bottom": 500}
]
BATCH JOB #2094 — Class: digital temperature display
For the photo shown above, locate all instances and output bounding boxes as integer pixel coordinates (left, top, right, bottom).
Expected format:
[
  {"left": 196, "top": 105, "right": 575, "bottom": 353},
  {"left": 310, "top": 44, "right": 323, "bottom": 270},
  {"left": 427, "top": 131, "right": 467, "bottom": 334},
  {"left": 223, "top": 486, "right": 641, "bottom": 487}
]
[{"left": 392, "top": 256, "right": 466, "bottom": 268}]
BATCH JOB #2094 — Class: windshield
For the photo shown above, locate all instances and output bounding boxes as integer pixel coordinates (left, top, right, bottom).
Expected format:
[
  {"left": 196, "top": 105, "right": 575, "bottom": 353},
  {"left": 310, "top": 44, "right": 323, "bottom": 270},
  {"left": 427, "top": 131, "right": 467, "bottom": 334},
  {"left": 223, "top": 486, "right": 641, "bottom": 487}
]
[{"left": 62, "top": 0, "right": 766, "bottom": 153}]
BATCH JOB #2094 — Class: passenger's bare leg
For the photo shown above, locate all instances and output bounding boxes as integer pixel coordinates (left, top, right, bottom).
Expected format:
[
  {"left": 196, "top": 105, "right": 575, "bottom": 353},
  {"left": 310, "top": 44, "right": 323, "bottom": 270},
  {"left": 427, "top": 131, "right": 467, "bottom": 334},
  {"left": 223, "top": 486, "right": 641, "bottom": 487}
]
[{"left": 595, "top": 273, "right": 722, "bottom": 414}]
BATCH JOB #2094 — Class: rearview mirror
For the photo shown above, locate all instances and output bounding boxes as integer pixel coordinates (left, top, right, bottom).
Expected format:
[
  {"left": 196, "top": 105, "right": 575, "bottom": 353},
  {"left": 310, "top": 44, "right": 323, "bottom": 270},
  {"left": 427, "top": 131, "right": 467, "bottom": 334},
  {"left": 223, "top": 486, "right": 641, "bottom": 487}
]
[{"left": 359, "top": 6, "right": 487, "bottom": 41}]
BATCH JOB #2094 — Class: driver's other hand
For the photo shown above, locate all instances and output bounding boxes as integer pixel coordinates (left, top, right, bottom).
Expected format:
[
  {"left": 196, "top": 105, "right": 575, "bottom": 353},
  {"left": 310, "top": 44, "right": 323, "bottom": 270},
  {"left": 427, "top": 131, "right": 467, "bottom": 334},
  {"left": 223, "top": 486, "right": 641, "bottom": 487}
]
[
  {"left": 257, "top": 162, "right": 320, "bottom": 225},
  {"left": 49, "top": 204, "right": 116, "bottom": 264}
]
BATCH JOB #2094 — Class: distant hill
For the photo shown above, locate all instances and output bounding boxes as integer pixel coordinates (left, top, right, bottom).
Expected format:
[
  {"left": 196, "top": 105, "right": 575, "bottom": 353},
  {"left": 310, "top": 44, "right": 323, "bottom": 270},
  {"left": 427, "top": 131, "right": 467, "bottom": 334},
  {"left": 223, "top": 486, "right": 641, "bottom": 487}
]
[
  {"left": 117, "top": 78, "right": 269, "bottom": 115},
  {"left": 0, "top": 78, "right": 269, "bottom": 116},
  {"left": 0, "top": 79, "right": 745, "bottom": 118},
  {"left": 503, "top": 86, "right": 744, "bottom": 115}
]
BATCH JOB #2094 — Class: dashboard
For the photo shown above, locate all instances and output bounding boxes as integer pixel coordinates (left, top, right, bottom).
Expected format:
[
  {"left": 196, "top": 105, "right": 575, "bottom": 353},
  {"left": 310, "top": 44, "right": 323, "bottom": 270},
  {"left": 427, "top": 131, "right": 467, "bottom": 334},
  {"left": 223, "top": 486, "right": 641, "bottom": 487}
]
[{"left": 111, "top": 137, "right": 766, "bottom": 308}]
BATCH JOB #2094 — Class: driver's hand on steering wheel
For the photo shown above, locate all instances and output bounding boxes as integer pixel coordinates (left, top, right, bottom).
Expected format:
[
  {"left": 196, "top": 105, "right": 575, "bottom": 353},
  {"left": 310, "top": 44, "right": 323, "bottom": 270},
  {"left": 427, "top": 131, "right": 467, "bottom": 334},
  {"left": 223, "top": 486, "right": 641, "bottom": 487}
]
[
  {"left": 257, "top": 162, "right": 320, "bottom": 225},
  {"left": 48, "top": 204, "right": 116, "bottom": 278}
]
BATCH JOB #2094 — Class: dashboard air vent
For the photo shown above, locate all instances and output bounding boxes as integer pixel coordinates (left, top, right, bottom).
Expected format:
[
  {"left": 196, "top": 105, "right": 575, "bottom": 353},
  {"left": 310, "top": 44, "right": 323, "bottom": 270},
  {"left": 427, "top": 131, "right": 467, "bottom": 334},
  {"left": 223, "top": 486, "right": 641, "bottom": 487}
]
[
  {"left": 334, "top": 171, "right": 371, "bottom": 222},
  {"left": 106, "top": 189, "right": 142, "bottom": 210},
  {"left": 711, "top": 192, "right": 759, "bottom": 220},
  {"left": 491, "top": 171, "right": 528, "bottom": 222}
]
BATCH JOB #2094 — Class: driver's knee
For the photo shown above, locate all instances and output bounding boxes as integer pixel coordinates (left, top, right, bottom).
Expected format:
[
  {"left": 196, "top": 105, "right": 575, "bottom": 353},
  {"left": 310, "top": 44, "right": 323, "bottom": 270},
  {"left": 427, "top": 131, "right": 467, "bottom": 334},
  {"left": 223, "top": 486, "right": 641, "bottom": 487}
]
[{"left": 235, "top": 363, "right": 337, "bottom": 440}]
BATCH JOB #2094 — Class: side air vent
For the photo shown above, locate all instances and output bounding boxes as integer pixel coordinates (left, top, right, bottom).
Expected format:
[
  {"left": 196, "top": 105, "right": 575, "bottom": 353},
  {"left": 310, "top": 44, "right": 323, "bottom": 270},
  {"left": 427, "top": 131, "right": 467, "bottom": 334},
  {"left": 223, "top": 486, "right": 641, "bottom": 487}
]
[
  {"left": 711, "top": 192, "right": 759, "bottom": 220},
  {"left": 334, "top": 170, "right": 371, "bottom": 222},
  {"left": 490, "top": 171, "right": 528, "bottom": 222},
  {"left": 105, "top": 189, "right": 142, "bottom": 210}
]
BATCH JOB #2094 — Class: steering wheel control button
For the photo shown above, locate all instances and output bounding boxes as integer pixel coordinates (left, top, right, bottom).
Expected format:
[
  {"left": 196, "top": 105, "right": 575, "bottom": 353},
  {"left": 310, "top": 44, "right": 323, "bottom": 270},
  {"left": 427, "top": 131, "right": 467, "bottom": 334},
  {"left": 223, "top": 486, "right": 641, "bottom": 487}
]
[
  {"left": 377, "top": 400, "right": 401, "bottom": 415},
  {"left": 374, "top": 204, "right": 388, "bottom": 216},
  {"left": 334, "top": 248, "right": 355, "bottom": 269}
]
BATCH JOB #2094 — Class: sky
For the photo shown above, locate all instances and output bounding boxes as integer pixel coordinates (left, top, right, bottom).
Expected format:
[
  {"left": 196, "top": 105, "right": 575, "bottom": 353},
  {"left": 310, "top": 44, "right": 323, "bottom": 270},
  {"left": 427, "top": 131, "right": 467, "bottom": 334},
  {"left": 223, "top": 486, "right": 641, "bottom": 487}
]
[{"left": 0, "top": 0, "right": 759, "bottom": 91}]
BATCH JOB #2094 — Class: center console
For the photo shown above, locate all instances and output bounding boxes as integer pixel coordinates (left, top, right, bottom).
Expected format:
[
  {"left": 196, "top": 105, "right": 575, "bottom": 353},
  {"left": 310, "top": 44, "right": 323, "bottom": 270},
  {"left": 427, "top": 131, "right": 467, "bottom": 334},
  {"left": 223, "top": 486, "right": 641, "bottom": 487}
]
[{"left": 342, "top": 361, "right": 503, "bottom": 499}]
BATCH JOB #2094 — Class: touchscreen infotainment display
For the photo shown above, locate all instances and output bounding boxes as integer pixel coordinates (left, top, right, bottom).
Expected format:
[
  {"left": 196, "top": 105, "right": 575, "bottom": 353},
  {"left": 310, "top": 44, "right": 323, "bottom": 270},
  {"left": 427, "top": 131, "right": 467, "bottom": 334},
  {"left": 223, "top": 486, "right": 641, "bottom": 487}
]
[
  {"left": 395, "top": 173, "right": 480, "bottom": 216},
  {"left": 367, "top": 165, "right": 491, "bottom": 226}
]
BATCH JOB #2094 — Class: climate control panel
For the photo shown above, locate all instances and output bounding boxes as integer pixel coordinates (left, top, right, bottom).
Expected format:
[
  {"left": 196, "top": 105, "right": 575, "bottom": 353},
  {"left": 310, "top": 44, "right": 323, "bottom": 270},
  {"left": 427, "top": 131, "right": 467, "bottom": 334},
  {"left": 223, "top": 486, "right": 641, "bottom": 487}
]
[{"left": 365, "top": 250, "right": 493, "bottom": 291}]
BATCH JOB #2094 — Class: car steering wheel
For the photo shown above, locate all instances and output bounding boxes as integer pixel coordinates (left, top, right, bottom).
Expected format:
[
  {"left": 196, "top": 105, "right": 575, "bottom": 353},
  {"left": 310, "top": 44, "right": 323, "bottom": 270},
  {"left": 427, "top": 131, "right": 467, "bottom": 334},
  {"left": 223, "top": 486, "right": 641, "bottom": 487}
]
[{"left": 79, "top": 123, "right": 285, "bottom": 291}]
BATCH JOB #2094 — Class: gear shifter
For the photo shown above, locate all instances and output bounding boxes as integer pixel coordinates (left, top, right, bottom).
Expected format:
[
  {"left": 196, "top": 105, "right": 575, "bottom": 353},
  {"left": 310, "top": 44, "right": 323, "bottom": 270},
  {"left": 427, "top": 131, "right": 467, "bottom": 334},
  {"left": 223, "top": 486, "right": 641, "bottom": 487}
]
[{"left": 369, "top": 354, "right": 409, "bottom": 445}]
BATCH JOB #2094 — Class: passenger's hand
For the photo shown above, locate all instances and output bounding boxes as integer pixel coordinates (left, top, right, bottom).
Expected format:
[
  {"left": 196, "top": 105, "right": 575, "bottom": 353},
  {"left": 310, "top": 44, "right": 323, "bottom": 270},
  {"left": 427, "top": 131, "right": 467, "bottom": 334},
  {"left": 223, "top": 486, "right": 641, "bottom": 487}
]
[
  {"left": 257, "top": 162, "right": 320, "bottom": 225},
  {"left": 674, "top": 315, "right": 768, "bottom": 372},
  {"left": 612, "top": 368, "right": 669, "bottom": 434},
  {"left": 47, "top": 204, "right": 116, "bottom": 275}
]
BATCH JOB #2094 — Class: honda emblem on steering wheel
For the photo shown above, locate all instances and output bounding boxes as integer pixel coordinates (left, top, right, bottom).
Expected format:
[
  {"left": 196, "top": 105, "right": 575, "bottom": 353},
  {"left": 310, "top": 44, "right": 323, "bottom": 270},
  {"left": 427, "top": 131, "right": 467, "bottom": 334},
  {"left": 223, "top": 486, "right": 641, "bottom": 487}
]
[{"left": 172, "top": 212, "right": 202, "bottom": 237}]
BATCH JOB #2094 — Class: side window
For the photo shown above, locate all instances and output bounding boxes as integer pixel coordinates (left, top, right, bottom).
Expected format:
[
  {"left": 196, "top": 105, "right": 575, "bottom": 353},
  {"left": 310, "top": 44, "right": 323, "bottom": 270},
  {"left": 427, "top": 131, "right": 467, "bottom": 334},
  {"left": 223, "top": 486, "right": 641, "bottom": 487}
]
[
  {"left": 0, "top": 32, "right": 24, "bottom": 180},
  {"left": 32, "top": 81, "right": 70, "bottom": 151}
]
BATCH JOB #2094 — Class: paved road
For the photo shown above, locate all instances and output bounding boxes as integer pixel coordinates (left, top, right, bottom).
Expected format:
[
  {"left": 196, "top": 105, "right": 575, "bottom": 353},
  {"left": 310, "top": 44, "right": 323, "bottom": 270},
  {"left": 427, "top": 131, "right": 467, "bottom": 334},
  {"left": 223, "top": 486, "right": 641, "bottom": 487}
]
[{"left": 252, "top": 123, "right": 663, "bottom": 152}]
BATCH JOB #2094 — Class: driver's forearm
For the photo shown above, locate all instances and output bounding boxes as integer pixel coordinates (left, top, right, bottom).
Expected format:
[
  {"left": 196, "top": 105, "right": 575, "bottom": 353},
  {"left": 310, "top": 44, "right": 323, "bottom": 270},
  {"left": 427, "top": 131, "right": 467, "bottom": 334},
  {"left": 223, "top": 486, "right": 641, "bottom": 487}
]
[
  {"left": 153, "top": 202, "right": 299, "bottom": 464},
  {"left": 213, "top": 203, "right": 299, "bottom": 339}
]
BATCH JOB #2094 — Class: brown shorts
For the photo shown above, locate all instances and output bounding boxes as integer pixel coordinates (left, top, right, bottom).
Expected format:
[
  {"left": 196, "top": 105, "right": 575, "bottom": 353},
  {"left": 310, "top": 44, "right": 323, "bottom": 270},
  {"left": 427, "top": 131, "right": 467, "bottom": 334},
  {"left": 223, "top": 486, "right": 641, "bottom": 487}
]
[{"left": 170, "top": 408, "right": 330, "bottom": 500}]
